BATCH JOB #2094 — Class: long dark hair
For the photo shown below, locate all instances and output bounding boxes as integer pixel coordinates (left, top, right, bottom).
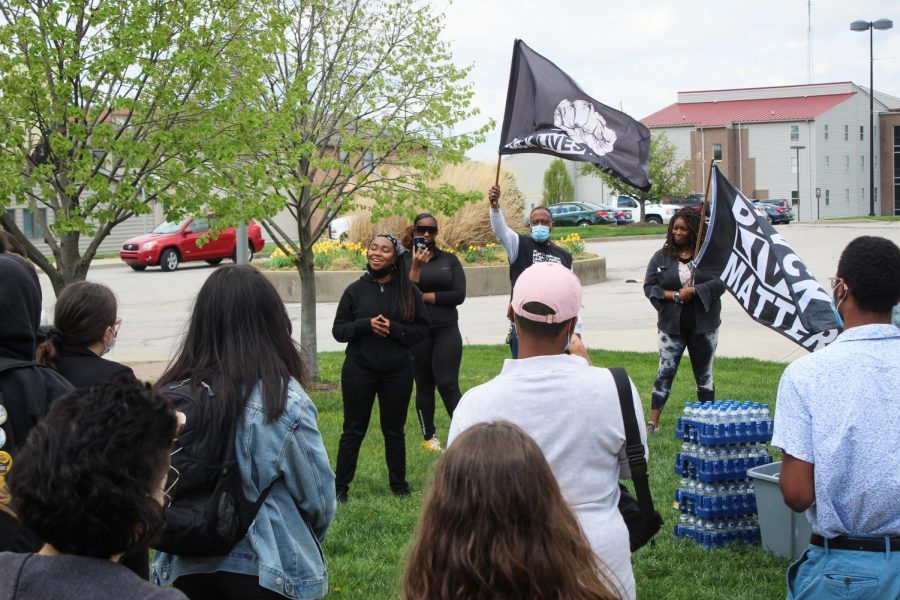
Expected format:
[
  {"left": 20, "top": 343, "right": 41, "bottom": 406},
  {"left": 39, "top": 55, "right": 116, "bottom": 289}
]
[
  {"left": 36, "top": 281, "right": 118, "bottom": 370},
  {"left": 156, "top": 265, "right": 308, "bottom": 423},
  {"left": 662, "top": 207, "right": 703, "bottom": 258},
  {"left": 403, "top": 421, "right": 620, "bottom": 600},
  {"left": 370, "top": 234, "right": 417, "bottom": 323}
]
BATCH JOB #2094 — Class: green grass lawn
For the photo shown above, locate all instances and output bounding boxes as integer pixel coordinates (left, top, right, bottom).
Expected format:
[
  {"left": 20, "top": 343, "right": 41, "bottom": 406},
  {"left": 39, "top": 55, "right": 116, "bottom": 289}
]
[
  {"left": 824, "top": 215, "right": 899, "bottom": 222},
  {"left": 313, "top": 345, "right": 792, "bottom": 599},
  {"left": 548, "top": 224, "right": 669, "bottom": 240}
]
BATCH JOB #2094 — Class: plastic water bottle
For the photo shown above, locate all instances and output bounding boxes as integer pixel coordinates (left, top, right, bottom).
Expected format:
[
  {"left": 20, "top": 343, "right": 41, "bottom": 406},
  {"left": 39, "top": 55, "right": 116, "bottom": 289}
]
[{"left": 761, "top": 404, "right": 772, "bottom": 436}]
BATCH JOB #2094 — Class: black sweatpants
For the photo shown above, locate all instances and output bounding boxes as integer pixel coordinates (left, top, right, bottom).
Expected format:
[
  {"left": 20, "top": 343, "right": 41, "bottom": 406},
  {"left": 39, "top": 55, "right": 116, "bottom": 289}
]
[
  {"left": 412, "top": 325, "right": 463, "bottom": 440},
  {"left": 175, "top": 571, "right": 283, "bottom": 600},
  {"left": 335, "top": 357, "right": 413, "bottom": 494}
]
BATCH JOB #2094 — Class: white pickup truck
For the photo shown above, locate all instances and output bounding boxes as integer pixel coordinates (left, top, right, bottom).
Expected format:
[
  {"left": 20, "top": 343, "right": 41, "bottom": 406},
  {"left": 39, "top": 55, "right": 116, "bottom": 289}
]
[{"left": 613, "top": 195, "right": 681, "bottom": 225}]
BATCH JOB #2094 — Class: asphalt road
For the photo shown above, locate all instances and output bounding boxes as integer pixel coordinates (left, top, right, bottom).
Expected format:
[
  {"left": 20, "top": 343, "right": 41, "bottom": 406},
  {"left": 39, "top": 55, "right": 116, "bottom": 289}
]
[{"left": 35, "top": 221, "right": 900, "bottom": 380}]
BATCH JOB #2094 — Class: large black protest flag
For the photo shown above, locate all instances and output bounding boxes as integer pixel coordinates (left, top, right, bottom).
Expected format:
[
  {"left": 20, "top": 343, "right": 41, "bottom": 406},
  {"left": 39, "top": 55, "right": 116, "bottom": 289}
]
[
  {"left": 498, "top": 40, "right": 651, "bottom": 191},
  {"left": 695, "top": 166, "right": 841, "bottom": 351}
]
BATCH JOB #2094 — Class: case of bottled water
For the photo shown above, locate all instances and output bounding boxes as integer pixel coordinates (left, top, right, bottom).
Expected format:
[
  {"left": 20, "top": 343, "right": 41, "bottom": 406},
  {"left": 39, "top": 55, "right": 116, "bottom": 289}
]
[{"left": 672, "top": 400, "right": 772, "bottom": 548}]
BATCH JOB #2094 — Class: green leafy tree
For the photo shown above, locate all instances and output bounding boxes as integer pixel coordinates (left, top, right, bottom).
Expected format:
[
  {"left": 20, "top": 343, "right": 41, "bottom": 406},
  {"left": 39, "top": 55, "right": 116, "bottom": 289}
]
[
  {"left": 581, "top": 133, "right": 691, "bottom": 222},
  {"left": 542, "top": 159, "right": 575, "bottom": 205},
  {"left": 242, "top": 0, "right": 490, "bottom": 380},
  {"left": 0, "top": 0, "right": 273, "bottom": 293}
]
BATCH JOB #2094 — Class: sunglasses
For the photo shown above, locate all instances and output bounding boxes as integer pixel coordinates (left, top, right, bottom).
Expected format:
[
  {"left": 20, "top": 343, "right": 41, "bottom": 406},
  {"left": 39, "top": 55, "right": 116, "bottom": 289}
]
[{"left": 415, "top": 225, "right": 438, "bottom": 235}]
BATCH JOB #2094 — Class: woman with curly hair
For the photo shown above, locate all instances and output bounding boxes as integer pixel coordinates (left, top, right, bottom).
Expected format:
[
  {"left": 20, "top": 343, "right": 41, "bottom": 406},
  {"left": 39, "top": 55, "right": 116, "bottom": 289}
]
[
  {"left": 333, "top": 234, "right": 430, "bottom": 501},
  {"left": 0, "top": 381, "right": 185, "bottom": 599},
  {"left": 403, "top": 420, "right": 620, "bottom": 600},
  {"left": 643, "top": 207, "right": 726, "bottom": 433},
  {"left": 401, "top": 213, "right": 466, "bottom": 452}
]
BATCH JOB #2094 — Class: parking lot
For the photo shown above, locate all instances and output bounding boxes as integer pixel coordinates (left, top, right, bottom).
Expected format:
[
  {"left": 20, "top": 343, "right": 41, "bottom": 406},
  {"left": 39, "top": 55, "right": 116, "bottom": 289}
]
[{"left": 35, "top": 221, "right": 900, "bottom": 379}]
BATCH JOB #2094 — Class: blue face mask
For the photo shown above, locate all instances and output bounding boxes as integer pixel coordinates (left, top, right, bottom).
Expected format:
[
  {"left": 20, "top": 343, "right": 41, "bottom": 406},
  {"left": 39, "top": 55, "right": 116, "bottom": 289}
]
[{"left": 531, "top": 225, "right": 551, "bottom": 242}]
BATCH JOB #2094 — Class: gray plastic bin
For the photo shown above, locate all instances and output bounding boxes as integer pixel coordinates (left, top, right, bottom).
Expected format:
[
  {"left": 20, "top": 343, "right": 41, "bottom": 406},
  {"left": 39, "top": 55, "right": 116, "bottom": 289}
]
[{"left": 748, "top": 461, "right": 812, "bottom": 559}]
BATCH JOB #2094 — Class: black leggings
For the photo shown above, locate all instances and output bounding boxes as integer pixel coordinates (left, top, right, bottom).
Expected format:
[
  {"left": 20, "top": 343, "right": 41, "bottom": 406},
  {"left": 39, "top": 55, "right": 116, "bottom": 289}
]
[
  {"left": 175, "top": 572, "right": 284, "bottom": 600},
  {"left": 335, "top": 357, "right": 413, "bottom": 494},
  {"left": 651, "top": 328, "right": 719, "bottom": 411},
  {"left": 411, "top": 325, "right": 462, "bottom": 440}
]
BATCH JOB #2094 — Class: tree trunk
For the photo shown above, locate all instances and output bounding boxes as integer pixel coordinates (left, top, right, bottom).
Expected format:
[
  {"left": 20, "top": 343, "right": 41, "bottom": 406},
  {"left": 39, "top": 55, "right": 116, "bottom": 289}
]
[{"left": 296, "top": 248, "right": 319, "bottom": 382}]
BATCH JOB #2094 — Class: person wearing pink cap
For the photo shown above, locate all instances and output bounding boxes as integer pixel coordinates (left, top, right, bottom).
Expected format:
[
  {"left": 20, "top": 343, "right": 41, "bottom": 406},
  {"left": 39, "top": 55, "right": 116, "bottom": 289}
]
[{"left": 448, "top": 262, "right": 646, "bottom": 600}]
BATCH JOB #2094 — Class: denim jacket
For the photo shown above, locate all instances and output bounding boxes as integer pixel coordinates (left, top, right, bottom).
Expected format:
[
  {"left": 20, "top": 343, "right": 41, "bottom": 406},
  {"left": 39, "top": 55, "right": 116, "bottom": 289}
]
[{"left": 152, "top": 379, "right": 336, "bottom": 599}]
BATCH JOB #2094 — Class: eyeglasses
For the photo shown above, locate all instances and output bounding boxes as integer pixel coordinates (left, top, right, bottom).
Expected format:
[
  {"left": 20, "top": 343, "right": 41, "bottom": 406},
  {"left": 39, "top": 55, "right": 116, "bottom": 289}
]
[
  {"left": 415, "top": 225, "right": 438, "bottom": 235},
  {"left": 828, "top": 277, "right": 843, "bottom": 292},
  {"left": 112, "top": 318, "right": 123, "bottom": 337}
]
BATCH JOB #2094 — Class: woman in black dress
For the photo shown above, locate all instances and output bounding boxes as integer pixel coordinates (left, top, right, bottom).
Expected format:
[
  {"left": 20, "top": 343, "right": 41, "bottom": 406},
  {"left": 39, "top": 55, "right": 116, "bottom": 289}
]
[
  {"left": 332, "top": 234, "right": 429, "bottom": 501},
  {"left": 403, "top": 213, "right": 466, "bottom": 452}
]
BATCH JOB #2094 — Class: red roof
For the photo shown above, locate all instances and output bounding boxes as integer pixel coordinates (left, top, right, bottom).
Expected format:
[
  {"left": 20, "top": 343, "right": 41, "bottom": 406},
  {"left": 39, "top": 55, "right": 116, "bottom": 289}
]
[{"left": 642, "top": 93, "right": 854, "bottom": 128}]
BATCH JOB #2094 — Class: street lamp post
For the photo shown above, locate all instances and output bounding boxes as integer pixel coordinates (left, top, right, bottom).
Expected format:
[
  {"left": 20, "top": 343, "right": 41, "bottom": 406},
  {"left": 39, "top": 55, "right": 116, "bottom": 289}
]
[
  {"left": 851, "top": 18, "right": 893, "bottom": 216},
  {"left": 791, "top": 145, "right": 805, "bottom": 221},
  {"left": 816, "top": 187, "right": 821, "bottom": 221}
]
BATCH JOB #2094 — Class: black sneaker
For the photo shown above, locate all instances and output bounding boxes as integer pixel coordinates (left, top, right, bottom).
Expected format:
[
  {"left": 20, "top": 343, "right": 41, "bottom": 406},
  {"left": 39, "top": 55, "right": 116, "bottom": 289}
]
[
  {"left": 392, "top": 487, "right": 411, "bottom": 498},
  {"left": 336, "top": 490, "right": 349, "bottom": 504}
]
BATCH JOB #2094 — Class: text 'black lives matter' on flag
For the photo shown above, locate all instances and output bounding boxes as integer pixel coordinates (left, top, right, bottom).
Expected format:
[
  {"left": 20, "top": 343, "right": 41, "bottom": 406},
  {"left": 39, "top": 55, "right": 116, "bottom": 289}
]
[
  {"left": 497, "top": 40, "right": 651, "bottom": 192},
  {"left": 695, "top": 166, "right": 841, "bottom": 351}
]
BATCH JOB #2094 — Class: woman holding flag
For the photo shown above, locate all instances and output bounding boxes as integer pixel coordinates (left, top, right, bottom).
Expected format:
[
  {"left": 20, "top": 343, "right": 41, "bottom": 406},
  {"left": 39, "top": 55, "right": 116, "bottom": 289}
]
[{"left": 643, "top": 207, "right": 725, "bottom": 433}]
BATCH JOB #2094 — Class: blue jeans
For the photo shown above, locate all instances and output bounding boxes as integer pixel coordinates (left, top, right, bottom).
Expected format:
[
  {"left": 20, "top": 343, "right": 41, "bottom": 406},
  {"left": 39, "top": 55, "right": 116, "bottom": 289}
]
[{"left": 786, "top": 543, "right": 900, "bottom": 599}]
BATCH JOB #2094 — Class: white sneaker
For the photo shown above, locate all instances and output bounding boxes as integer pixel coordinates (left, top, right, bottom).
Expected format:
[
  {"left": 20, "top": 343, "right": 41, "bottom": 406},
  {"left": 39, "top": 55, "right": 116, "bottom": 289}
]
[{"left": 421, "top": 437, "right": 443, "bottom": 452}]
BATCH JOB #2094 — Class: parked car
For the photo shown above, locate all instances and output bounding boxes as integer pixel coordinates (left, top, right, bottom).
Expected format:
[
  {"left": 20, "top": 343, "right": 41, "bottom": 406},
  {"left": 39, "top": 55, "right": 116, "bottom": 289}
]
[
  {"left": 329, "top": 216, "right": 352, "bottom": 240},
  {"left": 614, "top": 195, "right": 680, "bottom": 225},
  {"left": 757, "top": 199, "right": 794, "bottom": 224},
  {"left": 546, "top": 202, "right": 616, "bottom": 226},
  {"left": 120, "top": 217, "right": 265, "bottom": 272},
  {"left": 751, "top": 201, "right": 770, "bottom": 220}
]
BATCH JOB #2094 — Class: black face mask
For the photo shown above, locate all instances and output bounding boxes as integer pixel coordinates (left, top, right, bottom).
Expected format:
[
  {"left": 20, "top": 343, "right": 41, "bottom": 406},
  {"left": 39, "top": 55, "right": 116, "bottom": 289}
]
[{"left": 367, "top": 262, "right": 395, "bottom": 279}]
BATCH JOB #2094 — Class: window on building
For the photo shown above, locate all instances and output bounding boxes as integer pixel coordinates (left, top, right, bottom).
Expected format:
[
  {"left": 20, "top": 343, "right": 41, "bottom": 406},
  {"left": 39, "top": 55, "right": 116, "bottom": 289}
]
[
  {"left": 824, "top": 124, "right": 829, "bottom": 141},
  {"left": 845, "top": 156, "right": 850, "bottom": 172},
  {"left": 825, "top": 156, "right": 830, "bottom": 172},
  {"left": 790, "top": 125, "right": 799, "bottom": 142},
  {"left": 861, "top": 155, "right": 865, "bottom": 172},
  {"left": 712, "top": 143, "right": 722, "bottom": 161},
  {"left": 4, "top": 209, "right": 14, "bottom": 225},
  {"left": 362, "top": 150, "right": 375, "bottom": 173},
  {"left": 844, "top": 125, "right": 849, "bottom": 141},
  {"left": 23, "top": 208, "right": 46, "bottom": 239},
  {"left": 860, "top": 126, "right": 865, "bottom": 141},
  {"left": 845, "top": 189, "right": 850, "bottom": 205},
  {"left": 791, "top": 191, "right": 799, "bottom": 203},
  {"left": 825, "top": 189, "right": 830, "bottom": 206},
  {"left": 791, "top": 156, "right": 798, "bottom": 174},
  {"left": 860, "top": 188, "right": 865, "bottom": 205}
]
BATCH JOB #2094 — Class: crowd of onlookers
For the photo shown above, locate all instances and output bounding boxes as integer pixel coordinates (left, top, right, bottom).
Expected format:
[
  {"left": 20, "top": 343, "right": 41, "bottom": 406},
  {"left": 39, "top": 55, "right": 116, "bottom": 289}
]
[{"left": 0, "top": 196, "right": 898, "bottom": 599}]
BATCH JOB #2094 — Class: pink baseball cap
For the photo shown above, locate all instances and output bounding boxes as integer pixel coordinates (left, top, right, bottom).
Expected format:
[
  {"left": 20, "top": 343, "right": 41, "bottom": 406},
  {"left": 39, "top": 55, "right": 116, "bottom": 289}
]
[{"left": 511, "top": 262, "right": 582, "bottom": 323}]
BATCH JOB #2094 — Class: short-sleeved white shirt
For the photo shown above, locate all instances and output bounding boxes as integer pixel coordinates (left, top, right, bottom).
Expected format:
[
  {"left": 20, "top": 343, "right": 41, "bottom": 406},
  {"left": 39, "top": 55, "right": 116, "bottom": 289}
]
[
  {"left": 772, "top": 324, "right": 900, "bottom": 537},
  {"left": 449, "top": 353, "right": 646, "bottom": 600}
]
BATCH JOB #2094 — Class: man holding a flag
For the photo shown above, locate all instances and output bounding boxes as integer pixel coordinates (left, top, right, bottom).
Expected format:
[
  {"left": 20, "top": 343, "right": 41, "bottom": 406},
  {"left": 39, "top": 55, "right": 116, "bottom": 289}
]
[{"left": 772, "top": 236, "right": 900, "bottom": 599}]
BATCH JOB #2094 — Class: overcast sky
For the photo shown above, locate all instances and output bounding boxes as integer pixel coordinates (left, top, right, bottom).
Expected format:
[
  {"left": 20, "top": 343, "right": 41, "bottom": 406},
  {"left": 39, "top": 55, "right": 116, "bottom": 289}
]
[{"left": 436, "top": 0, "right": 899, "bottom": 161}]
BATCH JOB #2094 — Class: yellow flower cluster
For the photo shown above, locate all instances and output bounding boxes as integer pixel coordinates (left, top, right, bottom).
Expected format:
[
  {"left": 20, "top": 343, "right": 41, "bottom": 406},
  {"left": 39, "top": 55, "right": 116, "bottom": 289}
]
[
  {"left": 313, "top": 239, "right": 365, "bottom": 256},
  {"left": 557, "top": 233, "right": 582, "bottom": 243}
]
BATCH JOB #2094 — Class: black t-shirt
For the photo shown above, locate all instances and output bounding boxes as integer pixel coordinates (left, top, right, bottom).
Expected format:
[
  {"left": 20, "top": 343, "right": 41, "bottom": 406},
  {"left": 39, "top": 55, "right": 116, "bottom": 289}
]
[
  {"left": 402, "top": 251, "right": 466, "bottom": 328},
  {"left": 509, "top": 235, "right": 573, "bottom": 288}
]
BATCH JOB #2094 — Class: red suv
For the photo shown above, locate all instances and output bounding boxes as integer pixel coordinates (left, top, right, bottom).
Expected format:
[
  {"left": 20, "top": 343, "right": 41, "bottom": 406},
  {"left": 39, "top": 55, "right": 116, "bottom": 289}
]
[{"left": 120, "top": 217, "right": 265, "bottom": 271}]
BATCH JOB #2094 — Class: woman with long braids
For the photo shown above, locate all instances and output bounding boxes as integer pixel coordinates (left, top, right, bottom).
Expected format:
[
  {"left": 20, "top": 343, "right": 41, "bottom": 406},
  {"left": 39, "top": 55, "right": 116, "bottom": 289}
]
[
  {"left": 403, "top": 421, "right": 620, "bottom": 600},
  {"left": 643, "top": 207, "right": 725, "bottom": 433},
  {"left": 402, "top": 213, "right": 466, "bottom": 452},
  {"left": 332, "top": 234, "right": 430, "bottom": 501}
]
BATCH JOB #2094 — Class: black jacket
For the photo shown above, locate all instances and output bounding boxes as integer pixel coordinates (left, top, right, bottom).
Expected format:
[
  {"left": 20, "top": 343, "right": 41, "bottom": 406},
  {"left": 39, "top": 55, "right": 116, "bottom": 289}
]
[
  {"left": 510, "top": 235, "right": 573, "bottom": 288},
  {"left": 332, "top": 273, "right": 430, "bottom": 373},
  {"left": 54, "top": 346, "right": 137, "bottom": 389},
  {"left": 644, "top": 249, "right": 726, "bottom": 335}
]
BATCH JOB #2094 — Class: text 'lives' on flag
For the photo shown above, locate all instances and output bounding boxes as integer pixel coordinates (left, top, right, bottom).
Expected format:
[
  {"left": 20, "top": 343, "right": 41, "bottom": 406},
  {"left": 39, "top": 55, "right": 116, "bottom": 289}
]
[{"left": 498, "top": 39, "right": 651, "bottom": 192}]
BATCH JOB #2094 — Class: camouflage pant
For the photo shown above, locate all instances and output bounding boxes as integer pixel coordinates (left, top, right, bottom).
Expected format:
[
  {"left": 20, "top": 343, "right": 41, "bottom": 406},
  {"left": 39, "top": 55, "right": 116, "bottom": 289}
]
[{"left": 651, "top": 329, "right": 719, "bottom": 411}]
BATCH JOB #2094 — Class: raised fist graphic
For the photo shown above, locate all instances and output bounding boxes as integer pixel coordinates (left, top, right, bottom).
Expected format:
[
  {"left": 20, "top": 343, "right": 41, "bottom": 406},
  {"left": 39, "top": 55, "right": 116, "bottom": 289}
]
[{"left": 553, "top": 99, "right": 617, "bottom": 156}]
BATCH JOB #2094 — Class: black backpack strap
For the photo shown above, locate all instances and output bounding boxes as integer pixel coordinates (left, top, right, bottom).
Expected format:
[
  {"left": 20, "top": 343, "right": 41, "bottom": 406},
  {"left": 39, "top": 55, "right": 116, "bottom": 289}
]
[{"left": 609, "top": 367, "right": 655, "bottom": 522}]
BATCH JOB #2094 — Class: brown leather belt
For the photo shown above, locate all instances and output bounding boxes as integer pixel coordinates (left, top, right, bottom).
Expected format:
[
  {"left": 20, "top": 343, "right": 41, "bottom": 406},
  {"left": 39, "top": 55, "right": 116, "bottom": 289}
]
[{"left": 810, "top": 533, "right": 900, "bottom": 552}]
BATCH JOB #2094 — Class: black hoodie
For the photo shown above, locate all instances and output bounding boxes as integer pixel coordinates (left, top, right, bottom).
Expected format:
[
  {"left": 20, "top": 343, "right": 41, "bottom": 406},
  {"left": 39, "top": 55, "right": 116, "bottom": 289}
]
[
  {"left": 0, "top": 254, "right": 72, "bottom": 455},
  {"left": 332, "top": 273, "right": 430, "bottom": 373}
]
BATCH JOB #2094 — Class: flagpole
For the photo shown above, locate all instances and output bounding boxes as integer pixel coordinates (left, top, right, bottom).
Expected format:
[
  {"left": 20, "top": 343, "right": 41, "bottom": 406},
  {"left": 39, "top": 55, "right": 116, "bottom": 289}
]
[
  {"left": 494, "top": 154, "right": 502, "bottom": 186},
  {"left": 690, "top": 159, "right": 715, "bottom": 285}
]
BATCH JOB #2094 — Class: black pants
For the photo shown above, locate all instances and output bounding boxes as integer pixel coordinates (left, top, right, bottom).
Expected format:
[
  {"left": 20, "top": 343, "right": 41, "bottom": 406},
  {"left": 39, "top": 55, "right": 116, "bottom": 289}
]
[
  {"left": 412, "top": 325, "right": 462, "bottom": 440},
  {"left": 175, "top": 572, "right": 284, "bottom": 600},
  {"left": 335, "top": 357, "right": 413, "bottom": 494}
]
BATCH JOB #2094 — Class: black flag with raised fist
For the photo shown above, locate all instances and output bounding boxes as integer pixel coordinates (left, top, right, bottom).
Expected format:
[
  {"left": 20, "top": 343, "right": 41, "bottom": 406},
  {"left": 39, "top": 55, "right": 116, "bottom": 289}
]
[{"left": 498, "top": 39, "right": 651, "bottom": 192}]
